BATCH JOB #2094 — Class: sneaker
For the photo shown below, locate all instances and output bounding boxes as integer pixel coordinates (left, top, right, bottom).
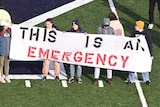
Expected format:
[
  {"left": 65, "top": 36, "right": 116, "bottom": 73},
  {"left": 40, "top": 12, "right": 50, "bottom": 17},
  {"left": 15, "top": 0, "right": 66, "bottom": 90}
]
[
  {"left": 5, "top": 77, "right": 11, "bottom": 83},
  {"left": 125, "top": 78, "right": 133, "bottom": 85},
  {"left": 127, "top": 80, "right": 132, "bottom": 85},
  {"left": 146, "top": 80, "right": 151, "bottom": 86},
  {"left": 68, "top": 77, "right": 74, "bottom": 83},
  {"left": 42, "top": 76, "right": 47, "bottom": 81},
  {"left": 55, "top": 76, "right": 60, "bottom": 81},
  {"left": 148, "top": 24, "right": 154, "bottom": 29},
  {"left": 93, "top": 79, "right": 98, "bottom": 85},
  {"left": 77, "top": 78, "right": 82, "bottom": 84},
  {"left": 107, "top": 78, "right": 112, "bottom": 84},
  {"left": 0, "top": 77, "right": 6, "bottom": 83}
]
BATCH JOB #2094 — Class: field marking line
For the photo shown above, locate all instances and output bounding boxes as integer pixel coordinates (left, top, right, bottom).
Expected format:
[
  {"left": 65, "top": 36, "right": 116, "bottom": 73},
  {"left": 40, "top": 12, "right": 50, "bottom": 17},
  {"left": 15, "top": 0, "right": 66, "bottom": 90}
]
[
  {"left": 135, "top": 73, "right": 148, "bottom": 107},
  {"left": 9, "top": 70, "right": 68, "bottom": 80},
  {"left": 98, "top": 80, "right": 104, "bottom": 87},
  {"left": 19, "top": 0, "right": 93, "bottom": 26},
  {"left": 107, "top": 0, "right": 148, "bottom": 107},
  {"left": 25, "top": 80, "right": 31, "bottom": 87},
  {"left": 108, "top": 0, "right": 119, "bottom": 19},
  {"left": 135, "top": 81, "right": 148, "bottom": 107},
  {"left": 61, "top": 80, "right": 68, "bottom": 87}
]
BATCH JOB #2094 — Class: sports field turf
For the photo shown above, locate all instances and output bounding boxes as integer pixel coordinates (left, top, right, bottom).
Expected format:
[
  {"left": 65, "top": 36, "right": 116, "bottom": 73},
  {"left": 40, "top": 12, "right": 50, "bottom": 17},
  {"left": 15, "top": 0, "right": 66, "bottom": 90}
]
[{"left": 1, "top": 0, "right": 160, "bottom": 107}]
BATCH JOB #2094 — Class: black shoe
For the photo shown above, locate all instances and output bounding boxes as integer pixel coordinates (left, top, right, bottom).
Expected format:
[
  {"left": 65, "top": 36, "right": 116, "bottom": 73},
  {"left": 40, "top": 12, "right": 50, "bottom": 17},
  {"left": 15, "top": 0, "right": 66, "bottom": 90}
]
[
  {"left": 93, "top": 79, "right": 98, "bottom": 86},
  {"left": 146, "top": 80, "right": 151, "bottom": 86},
  {"left": 127, "top": 81, "right": 132, "bottom": 85},
  {"left": 55, "top": 76, "right": 60, "bottom": 81},
  {"left": 107, "top": 78, "right": 112, "bottom": 85},
  {"left": 126, "top": 80, "right": 132, "bottom": 85},
  {"left": 42, "top": 76, "right": 47, "bottom": 81},
  {"left": 68, "top": 77, "right": 74, "bottom": 83}
]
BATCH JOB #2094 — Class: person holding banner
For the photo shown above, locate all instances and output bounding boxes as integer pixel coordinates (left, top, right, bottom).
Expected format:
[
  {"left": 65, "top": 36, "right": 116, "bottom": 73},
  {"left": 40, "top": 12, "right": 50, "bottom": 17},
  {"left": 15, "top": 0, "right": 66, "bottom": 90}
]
[
  {"left": 127, "top": 20, "right": 153, "bottom": 85},
  {"left": 94, "top": 18, "right": 115, "bottom": 85},
  {"left": 67, "top": 19, "right": 85, "bottom": 84},
  {"left": 108, "top": 12, "right": 125, "bottom": 36},
  {"left": 42, "top": 18, "right": 60, "bottom": 81},
  {"left": 0, "top": 9, "right": 12, "bottom": 83}
]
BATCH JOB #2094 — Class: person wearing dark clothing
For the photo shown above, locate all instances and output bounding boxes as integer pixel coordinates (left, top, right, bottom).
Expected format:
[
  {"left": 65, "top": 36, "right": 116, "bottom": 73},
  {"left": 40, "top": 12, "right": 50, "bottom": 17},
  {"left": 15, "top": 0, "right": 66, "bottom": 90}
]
[
  {"left": 148, "top": 0, "right": 160, "bottom": 29},
  {"left": 67, "top": 19, "right": 85, "bottom": 84},
  {"left": 127, "top": 20, "right": 153, "bottom": 86},
  {"left": 67, "top": 19, "right": 85, "bottom": 33}
]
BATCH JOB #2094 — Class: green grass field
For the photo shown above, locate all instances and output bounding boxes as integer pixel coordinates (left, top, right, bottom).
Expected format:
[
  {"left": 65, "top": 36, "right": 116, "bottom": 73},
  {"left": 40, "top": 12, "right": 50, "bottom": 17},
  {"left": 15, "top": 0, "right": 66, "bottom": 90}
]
[{"left": 1, "top": 0, "right": 160, "bottom": 107}]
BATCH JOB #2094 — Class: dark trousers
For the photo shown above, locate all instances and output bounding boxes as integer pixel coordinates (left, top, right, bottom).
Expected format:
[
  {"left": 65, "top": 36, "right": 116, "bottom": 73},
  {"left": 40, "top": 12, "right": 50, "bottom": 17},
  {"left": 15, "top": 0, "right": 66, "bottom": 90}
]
[
  {"left": 0, "top": 0, "right": 3, "bottom": 9},
  {"left": 149, "top": 0, "right": 160, "bottom": 23}
]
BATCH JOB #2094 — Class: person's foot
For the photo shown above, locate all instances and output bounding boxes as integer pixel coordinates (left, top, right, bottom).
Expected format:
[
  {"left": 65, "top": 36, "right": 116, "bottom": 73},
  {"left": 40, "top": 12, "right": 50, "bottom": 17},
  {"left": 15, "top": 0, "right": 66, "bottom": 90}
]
[
  {"left": 125, "top": 79, "right": 132, "bottom": 85},
  {"left": 125, "top": 78, "right": 134, "bottom": 85},
  {"left": 5, "top": 77, "right": 11, "bottom": 83},
  {"left": 77, "top": 78, "right": 82, "bottom": 84},
  {"left": 68, "top": 77, "right": 74, "bottom": 83},
  {"left": 55, "top": 76, "right": 60, "bottom": 81},
  {"left": 148, "top": 23, "right": 154, "bottom": 29},
  {"left": 146, "top": 80, "right": 151, "bottom": 86},
  {"left": 107, "top": 78, "right": 112, "bottom": 85},
  {"left": 0, "top": 77, "right": 6, "bottom": 83},
  {"left": 127, "top": 80, "right": 132, "bottom": 85},
  {"left": 42, "top": 76, "right": 47, "bottom": 81},
  {"left": 93, "top": 79, "right": 98, "bottom": 85}
]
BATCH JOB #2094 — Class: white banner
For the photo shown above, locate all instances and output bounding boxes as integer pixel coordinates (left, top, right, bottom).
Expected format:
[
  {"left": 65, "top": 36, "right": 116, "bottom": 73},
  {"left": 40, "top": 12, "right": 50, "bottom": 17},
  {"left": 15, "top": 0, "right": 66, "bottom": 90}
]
[{"left": 10, "top": 24, "right": 152, "bottom": 72}]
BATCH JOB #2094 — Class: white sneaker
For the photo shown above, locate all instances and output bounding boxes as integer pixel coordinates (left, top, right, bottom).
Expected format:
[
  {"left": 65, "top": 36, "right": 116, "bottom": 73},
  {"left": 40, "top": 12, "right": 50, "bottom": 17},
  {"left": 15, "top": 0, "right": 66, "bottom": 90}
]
[
  {"left": 0, "top": 77, "right": 6, "bottom": 83},
  {"left": 5, "top": 77, "right": 11, "bottom": 83},
  {"left": 77, "top": 78, "right": 82, "bottom": 84},
  {"left": 68, "top": 77, "right": 74, "bottom": 83},
  {"left": 148, "top": 24, "right": 154, "bottom": 29}
]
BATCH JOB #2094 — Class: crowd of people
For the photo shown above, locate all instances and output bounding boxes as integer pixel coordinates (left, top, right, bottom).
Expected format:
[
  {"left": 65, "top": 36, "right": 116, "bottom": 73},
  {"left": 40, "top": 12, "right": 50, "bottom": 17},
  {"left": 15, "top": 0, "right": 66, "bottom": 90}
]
[
  {"left": 0, "top": 5, "right": 154, "bottom": 86},
  {"left": 40, "top": 12, "right": 153, "bottom": 86},
  {"left": 39, "top": 11, "right": 153, "bottom": 86}
]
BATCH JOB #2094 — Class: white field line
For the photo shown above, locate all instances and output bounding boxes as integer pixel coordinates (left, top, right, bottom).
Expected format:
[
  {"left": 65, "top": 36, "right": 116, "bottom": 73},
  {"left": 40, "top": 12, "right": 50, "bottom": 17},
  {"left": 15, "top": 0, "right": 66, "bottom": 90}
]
[
  {"left": 98, "top": 80, "right": 104, "bottom": 87},
  {"left": 61, "top": 80, "right": 68, "bottom": 87},
  {"left": 107, "top": 0, "right": 148, "bottom": 107},
  {"left": 9, "top": 70, "right": 68, "bottom": 80},
  {"left": 107, "top": 0, "right": 119, "bottom": 19},
  {"left": 19, "top": 0, "right": 94, "bottom": 26},
  {"left": 135, "top": 73, "right": 148, "bottom": 107},
  {"left": 25, "top": 80, "right": 31, "bottom": 87},
  {"left": 135, "top": 80, "right": 148, "bottom": 107}
]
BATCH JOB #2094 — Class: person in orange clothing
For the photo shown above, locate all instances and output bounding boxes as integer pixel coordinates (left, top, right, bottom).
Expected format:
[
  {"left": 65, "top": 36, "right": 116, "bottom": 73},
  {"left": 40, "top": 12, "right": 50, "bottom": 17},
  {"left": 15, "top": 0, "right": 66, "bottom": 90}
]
[{"left": 42, "top": 18, "right": 60, "bottom": 81}]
